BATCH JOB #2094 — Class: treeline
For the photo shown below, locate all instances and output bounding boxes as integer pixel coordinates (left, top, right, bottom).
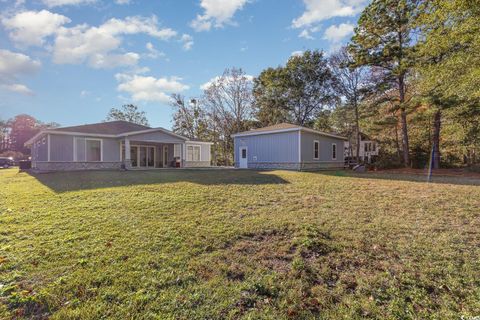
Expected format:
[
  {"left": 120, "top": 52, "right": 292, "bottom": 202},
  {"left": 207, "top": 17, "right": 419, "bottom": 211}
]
[
  {"left": 172, "top": 0, "right": 479, "bottom": 168},
  {"left": 0, "top": 115, "right": 59, "bottom": 159}
]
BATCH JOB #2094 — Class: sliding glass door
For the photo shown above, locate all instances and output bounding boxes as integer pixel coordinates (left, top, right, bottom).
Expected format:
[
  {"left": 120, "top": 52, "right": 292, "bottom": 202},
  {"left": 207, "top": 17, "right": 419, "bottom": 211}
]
[{"left": 122, "top": 145, "right": 156, "bottom": 168}]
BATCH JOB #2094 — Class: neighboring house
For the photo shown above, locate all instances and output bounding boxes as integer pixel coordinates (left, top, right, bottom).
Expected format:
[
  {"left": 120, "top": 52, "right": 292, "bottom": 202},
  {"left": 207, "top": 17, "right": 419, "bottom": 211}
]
[
  {"left": 344, "top": 133, "right": 380, "bottom": 163},
  {"left": 25, "top": 120, "right": 212, "bottom": 171},
  {"left": 232, "top": 123, "right": 347, "bottom": 170}
]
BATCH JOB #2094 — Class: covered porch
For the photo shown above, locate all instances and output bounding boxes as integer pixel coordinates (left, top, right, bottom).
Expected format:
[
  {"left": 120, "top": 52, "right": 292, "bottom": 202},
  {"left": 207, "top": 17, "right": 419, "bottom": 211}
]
[{"left": 121, "top": 138, "right": 184, "bottom": 169}]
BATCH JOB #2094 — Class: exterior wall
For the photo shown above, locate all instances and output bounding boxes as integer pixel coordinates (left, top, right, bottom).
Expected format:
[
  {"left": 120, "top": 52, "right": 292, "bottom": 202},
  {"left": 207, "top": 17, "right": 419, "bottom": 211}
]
[
  {"left": 185, "top": 142, "right": 211, "bottom": 166},
  {"left": 50, "top": 134, "right": 74, "bottom": 161},
  {"left": 31, "top": 134, "right": 48, "bottom": 162},
  {"left": 300, "top": 131, "right": 345, "bottom": 169},
  {"left": 103, "top": 139, "right": 121, "bottom": 162},
  {"left": 234, "top": 131, "right": 299, "bottom": 168}
]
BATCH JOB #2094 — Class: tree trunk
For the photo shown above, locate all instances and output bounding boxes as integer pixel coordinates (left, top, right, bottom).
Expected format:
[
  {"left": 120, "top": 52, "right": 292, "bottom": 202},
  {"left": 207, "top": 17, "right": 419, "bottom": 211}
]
[
  {"left": 398, "top": 75, "right": 410, "bottom": 167},
  {"left": 394, "top": 119, "right": 402, "bottom": 161},
  {"left": 354, "top": 99, "right": 361, "bottom": 163},
  {"left": 432, "top": 109, "right": 441, "bottom": 169}
]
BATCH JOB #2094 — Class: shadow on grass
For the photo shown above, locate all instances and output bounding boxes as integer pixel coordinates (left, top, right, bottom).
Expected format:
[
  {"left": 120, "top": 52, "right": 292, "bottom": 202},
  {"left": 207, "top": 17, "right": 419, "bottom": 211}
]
[
  {"left": 311, "top": 170, "right": 480, "bottom": 186},
  {"left": 27, "top": 169, "right": 289, "bottom": 193}
]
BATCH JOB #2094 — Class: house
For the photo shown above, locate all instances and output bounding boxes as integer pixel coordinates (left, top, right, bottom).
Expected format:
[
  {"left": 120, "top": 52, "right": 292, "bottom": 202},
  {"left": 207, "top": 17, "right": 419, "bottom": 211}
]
[
  {"left": 232, "top": 123, "right": 347, "bottom": 170},
  {"left": 25, "top": 120, "right": 212, "bottom": 171},
  {"left": 344, "top": 133, "right": 380, "bottom": 163}
]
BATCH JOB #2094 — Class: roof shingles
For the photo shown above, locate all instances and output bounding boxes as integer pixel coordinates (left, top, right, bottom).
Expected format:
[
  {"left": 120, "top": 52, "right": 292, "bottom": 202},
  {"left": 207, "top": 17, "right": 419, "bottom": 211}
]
[{"left": 51, "top": 120, "right": 151, "bottom": 135}]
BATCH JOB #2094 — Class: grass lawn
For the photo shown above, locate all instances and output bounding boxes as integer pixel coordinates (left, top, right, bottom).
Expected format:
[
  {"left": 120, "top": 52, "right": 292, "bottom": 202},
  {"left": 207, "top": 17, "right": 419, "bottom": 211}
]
[{"left": 1, "top": 168, "right": 479, "bottom": 319}]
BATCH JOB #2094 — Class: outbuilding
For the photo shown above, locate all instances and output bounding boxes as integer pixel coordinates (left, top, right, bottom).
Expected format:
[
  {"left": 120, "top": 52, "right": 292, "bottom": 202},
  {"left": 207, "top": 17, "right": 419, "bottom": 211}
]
[{"left": 232, "top": 123, "right": 347, "bottom": 170}]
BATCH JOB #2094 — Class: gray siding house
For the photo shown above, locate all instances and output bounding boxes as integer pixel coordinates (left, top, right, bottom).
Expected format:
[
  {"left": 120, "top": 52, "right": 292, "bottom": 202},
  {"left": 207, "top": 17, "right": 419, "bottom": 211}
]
[
  {"left": 232, "top": 123, "right": 347, "bottom": 170},
  {"left": 26, "top": 121, "right": 212, "bottom": 171}
]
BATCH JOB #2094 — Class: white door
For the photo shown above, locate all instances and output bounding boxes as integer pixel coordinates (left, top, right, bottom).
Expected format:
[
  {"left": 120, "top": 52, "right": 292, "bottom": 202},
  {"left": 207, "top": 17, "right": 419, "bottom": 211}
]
[{"left": 239, "top": 147, "right": 248, "bottom": 168}]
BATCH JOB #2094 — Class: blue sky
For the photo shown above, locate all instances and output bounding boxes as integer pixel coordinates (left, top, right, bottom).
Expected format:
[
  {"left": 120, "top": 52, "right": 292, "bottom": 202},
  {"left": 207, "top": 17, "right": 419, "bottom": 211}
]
[{"left": 0, "top": 0, "right": 369, "bottom": 129}]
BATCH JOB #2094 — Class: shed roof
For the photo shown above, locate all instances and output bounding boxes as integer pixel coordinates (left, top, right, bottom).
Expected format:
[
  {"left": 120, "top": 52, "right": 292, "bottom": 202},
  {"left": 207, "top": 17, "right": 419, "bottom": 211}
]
[{"left": 232, "top": 123, "right": 348, "bottom": 140}]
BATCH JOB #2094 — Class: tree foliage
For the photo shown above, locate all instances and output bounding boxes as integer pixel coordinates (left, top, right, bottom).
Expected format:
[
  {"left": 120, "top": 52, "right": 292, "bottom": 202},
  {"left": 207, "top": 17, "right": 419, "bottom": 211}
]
[
  {"left": 254, "top": 50, "right": 337, "bottom": 127},
  {"left": 106, "top": 104, "right": 150, "bottom": 126}
]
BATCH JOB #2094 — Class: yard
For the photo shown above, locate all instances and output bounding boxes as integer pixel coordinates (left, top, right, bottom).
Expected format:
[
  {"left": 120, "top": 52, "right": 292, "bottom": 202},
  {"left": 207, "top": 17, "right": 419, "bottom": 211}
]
[{"left": 0, "top": 168, "right": 479, "bottom": 319}]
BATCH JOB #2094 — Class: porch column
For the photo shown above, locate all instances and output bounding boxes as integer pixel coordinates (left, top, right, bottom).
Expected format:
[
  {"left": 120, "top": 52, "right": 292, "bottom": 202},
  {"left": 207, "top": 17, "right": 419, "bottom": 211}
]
[
  {"left": 182, "top": 143, "right": 186, "bottom": 168},
  {"left": 124, "top": 138, "right": 131, "bottom": 169}
]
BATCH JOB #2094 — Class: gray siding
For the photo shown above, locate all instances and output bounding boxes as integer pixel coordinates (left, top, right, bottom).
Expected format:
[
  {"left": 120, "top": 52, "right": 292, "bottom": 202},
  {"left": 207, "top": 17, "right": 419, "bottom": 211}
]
[
  {"left": 103, "top": 139, "right": 120, "bottom": 162},
  {"left": 234, "top": 131, "right": 299, "bottom": 167},
  {"left": 300, "top": 131, "right": 344, "bottom": 164},
  {"left": 50, "top": 134, "right": 74, "bottom": 161},
  {"left": 128, "top": 131, "right": 185, "bottom": 143},
  {"left": 32, "top": 134, "right": 48, "bottom": 161}
]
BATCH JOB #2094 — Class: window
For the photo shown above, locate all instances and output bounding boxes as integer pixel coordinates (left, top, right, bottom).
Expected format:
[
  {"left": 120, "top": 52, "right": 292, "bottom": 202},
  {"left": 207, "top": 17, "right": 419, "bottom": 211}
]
[
  {"left": 86, "top": 139, "right": 101, "bottom": 161},
  {"left": 241, "top": 148, "right": 247, "bottom": 159},
  {"left": 187, "top": 145, "right": 201, "bottom": 161},
  {"left": 313, "top": 140, "right": 319, "bottom": 160},
  {"left": 372, "top": 142, "right": 376, "bottom": 152},
  {"left": 332, "top": 143, "right": 337, "bottom": 160}
]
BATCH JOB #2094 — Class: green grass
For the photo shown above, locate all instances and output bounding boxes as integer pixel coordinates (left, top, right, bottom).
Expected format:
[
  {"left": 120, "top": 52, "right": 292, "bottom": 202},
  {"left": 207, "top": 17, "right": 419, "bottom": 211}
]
[{"left": 0, "top": 168, "right": 479, "bottom": 319}]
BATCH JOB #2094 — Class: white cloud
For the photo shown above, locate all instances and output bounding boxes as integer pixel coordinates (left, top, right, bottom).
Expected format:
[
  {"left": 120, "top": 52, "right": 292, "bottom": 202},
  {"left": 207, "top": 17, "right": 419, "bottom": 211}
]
[
  {"left": 115, "top": 73, "right": 189, "bottom": 103},
  {"left": 323, "top": 23, "right": 354, "bottom": 42},
  {"left": 41, "top": 0, "right": 96, "bottom": 7},
  {"left": 0, "top": 49, "right": 40, "bottom": 95},
  {"left": 180, "top": 34, "right": 194, "bottom": 51},
  {"left": 1, "top": 10, "right": 71, "bottom": 47},
  {"left": 145, "top": 42, "right": 165, "bottom": 59},
  {"left": 1, "top": 83, "right": 34, "bottom": 95},
  {"left": 200, "top": 74, "right": 253, "bottom": 91},
  {"left": 293, "top": 0, "right": 366, "bottom": 40},
  {"left": 293, "top": 0, "right": 366, "bottom": 28},
  {"left": 52, "top": 15, "right": 176, "bottom": 68},
  {"left": 2, "top": 11, "right": 182, "bottom": 69},
  {"left": 190, "top": 0, "right": 249, "bottom": 32},
  {"left": 115, "top": 0, "right": 131, "bottom": 4},
  {"left": 291, "top": 50, "right": 303, "bottom": 57}
]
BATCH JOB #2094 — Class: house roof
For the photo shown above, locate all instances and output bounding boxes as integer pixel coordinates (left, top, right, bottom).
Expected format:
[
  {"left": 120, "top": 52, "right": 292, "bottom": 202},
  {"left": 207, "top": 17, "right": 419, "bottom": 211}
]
[
  {"left": 231, "top": 123, "right": 348, "bottom": 140},
  {"left": 24, "top": 120, "right": 195, "bottom": 146},
  {"left": 49, "top": 120, "right": 151, "bottom": 135}
]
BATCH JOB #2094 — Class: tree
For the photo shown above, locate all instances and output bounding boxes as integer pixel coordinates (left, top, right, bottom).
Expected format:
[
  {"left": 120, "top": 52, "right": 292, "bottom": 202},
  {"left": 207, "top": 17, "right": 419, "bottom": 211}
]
[
  {"left": 7, "top": 114, "right": 59, "bottom": 155},
  {"left": 254, "top": 50, "right": 337, "bottom": 127},
  {"left": 171, "top": 94, "right": 209, "bottom": 140},
  {"left": 253, "top": 67, "right": 291, "bottom": 126},
  {"left": 0, "top": 118, "right": 10, "bottom": 152},
  {"left": 106, "top": 104, "right": 150, "bottom": 126},
  {"left": 350, "top": 0, "right": 420, "bottom": 166},
  {"left": 415, "top": 0, "right": 480, "bottom": 168},
  {"left": 329, "top": 47, "right": 370, "bottom": 162},
  {"left": 203, "top": 67, "right": 254, "bottom": 165}
]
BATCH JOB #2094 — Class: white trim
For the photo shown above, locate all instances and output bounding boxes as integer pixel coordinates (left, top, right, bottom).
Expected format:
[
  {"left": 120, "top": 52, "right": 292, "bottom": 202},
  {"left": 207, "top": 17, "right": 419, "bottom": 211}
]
[
  {"left": 231, "top": 127, "right": 348, "bottom": 141},
  {"left": 47, "top": 134, "right": 51, "bottom": 162},
  {"left": 332, "top": 143, "right": 337, "bottom": 160},
  {"left": 313, "top": 140, "right": 320, "bottom": 160},
  {"left": 85, "top": 138, "right": 103, "bottom": 162},
  {"left": 298, "top": 131, "right": 301, "bottom": 163},
  {"left": 73, "top": 137, "right": 77, "bottom": 161},
  {"left": 122, "top": 127, "right": 188, "bottom": 140},
  {"left": 186, "top": 140, "right": 214, "bottom": 145}
]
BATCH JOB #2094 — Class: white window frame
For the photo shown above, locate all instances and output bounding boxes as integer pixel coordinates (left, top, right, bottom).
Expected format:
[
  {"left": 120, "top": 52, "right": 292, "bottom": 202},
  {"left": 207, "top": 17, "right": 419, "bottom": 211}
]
[
  {"left": 187, "top": 145, "right": 201, "bottom": 162},
  {"left": 85, "top": 138, "right": 103, "bottom": 162},
  {"left": 313, "top": 140, "right": 320, "bottom": 160},
  {"left": 332, "top": 143, "right": 337, "bottom": 160}
]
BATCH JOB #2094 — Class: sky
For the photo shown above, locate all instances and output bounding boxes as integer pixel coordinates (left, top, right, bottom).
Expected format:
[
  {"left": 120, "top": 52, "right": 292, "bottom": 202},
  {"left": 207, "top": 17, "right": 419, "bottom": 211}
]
[{"left": 0, "top": 0, "right": 370, "bottom": 129}]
